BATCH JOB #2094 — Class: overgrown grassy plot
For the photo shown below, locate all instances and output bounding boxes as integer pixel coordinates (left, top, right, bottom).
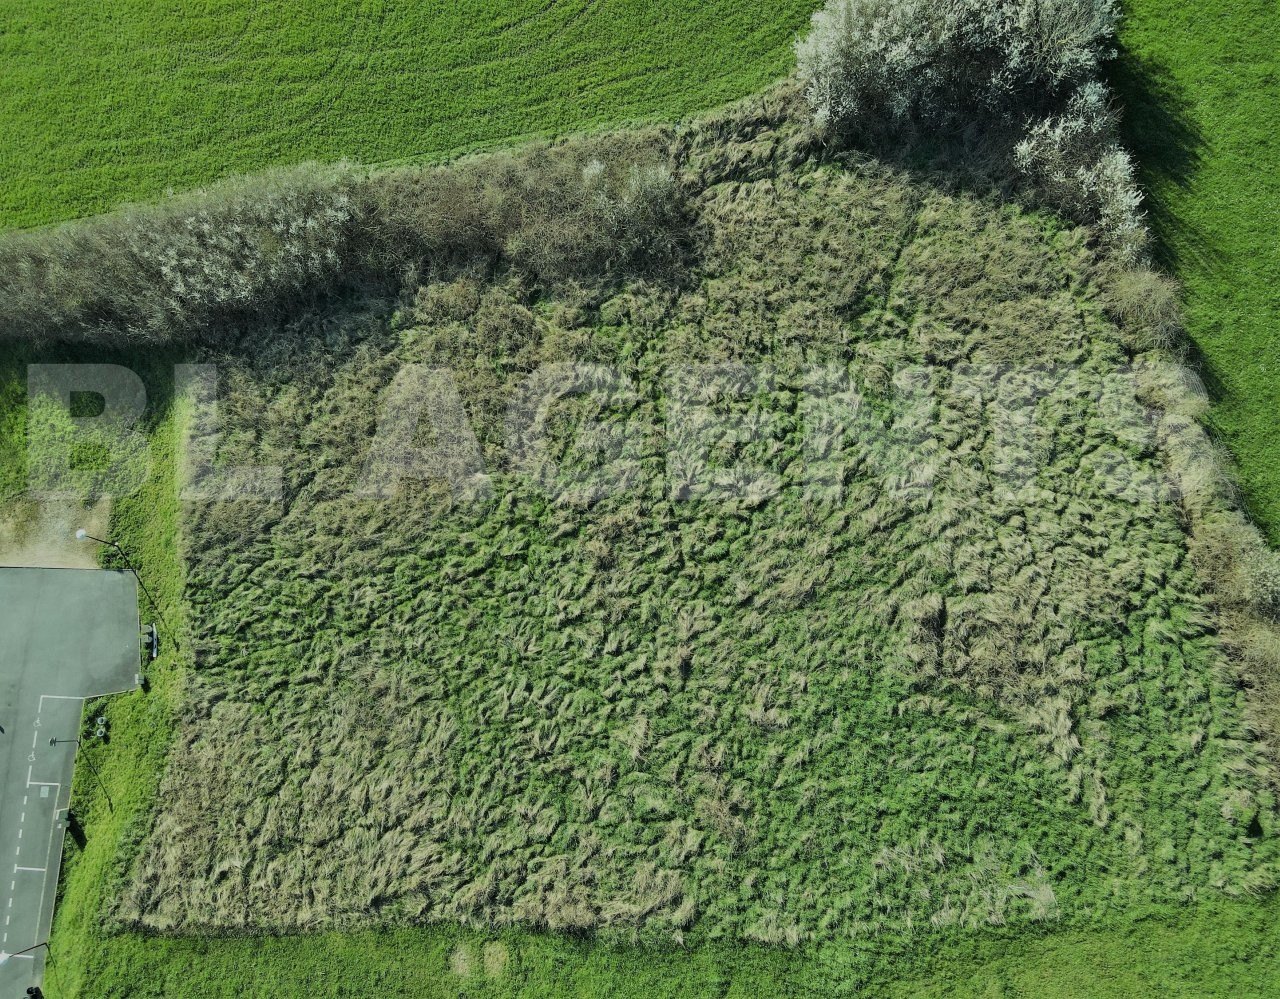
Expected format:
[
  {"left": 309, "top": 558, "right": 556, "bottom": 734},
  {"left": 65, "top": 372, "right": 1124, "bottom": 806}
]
[
  {"left": 109, "top": 102, "right": 1275, "bottom": 950},
  {"left": 0, "top": 0, "right": 819, "bottom": 229}
]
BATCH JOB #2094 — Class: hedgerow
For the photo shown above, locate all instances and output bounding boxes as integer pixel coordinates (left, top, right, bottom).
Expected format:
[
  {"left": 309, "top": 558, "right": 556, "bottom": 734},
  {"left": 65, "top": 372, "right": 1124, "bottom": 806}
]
[
  {"left": 0, "top": 141, "right": 688, "bottom": 348},
  {"left": 0, "top": 165, "right": 368, "bottom": 347}
]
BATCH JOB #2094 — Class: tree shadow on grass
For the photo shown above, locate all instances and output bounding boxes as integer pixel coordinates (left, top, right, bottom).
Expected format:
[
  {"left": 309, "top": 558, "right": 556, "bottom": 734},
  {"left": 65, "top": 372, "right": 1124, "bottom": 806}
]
[
  {"left": 1106, "top": 44, "right": 1242, "bottom": 397},
  {"left": 1108, "top": 46, "right": 1210, "bottom": 275},
  {"left": 1105, "top": 45, "right": 1278, "bottom": 540}
]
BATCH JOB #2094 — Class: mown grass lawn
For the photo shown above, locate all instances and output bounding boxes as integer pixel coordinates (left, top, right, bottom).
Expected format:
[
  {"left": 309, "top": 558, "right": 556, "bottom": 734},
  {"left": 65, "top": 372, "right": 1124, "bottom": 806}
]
[
  {"left": 0, "top": 0, "right": 818, "bottom": 229},
  {"left": 1113, "top": 0, "right": 1280, "bottom": 543}
]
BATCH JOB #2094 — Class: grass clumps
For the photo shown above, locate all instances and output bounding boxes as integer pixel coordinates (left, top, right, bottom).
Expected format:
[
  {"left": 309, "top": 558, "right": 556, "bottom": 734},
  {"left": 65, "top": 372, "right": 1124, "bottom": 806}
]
[
  {"left": 1101, "top": 265, "right": 1183, "bottom": 354},
  {"left": 98, "top": 96, "right": 1277, "bottom": 945}
]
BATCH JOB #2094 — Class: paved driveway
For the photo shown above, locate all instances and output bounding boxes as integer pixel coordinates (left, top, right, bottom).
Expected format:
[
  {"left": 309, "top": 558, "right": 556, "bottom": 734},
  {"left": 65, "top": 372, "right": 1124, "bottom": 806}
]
[{"left": 0, "top": 568, "right": 140, "bottom": 994}]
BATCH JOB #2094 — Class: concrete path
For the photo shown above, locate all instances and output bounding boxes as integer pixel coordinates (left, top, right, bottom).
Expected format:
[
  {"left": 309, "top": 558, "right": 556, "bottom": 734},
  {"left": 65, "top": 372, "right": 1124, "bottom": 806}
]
[{"left": 0, "top": 568, "right": 140, "bottom": 995}]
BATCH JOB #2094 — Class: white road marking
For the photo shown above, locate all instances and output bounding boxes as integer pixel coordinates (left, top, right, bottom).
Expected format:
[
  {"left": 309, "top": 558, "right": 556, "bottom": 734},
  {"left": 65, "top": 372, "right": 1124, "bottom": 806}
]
[{"left": 5, "top": 692, "right": 110, "bottom": 973}]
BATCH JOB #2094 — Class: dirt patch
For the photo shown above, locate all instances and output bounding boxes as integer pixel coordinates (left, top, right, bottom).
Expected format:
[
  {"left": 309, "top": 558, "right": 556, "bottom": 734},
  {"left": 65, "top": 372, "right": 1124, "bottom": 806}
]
[{"left": 0, "top": 495, "right": 111, "bottom": 568}]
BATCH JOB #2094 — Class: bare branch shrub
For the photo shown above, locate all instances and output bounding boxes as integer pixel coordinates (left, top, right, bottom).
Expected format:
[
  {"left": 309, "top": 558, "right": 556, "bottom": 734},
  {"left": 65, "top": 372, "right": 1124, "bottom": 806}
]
[{"left": 370, "top": 142, "right": 686, "bottom": 286}]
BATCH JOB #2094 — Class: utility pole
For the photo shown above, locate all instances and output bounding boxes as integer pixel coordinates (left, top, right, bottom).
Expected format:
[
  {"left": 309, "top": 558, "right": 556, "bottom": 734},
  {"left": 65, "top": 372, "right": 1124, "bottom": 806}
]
[{"left": 49, "top": 738, "right": 113, "bottom": 813}]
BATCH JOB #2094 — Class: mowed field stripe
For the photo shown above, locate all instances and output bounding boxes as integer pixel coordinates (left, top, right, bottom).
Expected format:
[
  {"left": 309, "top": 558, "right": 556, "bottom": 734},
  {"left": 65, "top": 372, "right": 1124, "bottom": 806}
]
[{"left": 0, "top": 0, "right": 820, "bottom": 229}]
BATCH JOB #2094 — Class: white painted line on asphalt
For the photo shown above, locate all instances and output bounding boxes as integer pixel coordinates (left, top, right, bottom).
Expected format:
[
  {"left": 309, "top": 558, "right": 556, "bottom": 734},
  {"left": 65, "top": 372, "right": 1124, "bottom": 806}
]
[{"left": 14, "top": 868, "right": 44, "bottom": 874}]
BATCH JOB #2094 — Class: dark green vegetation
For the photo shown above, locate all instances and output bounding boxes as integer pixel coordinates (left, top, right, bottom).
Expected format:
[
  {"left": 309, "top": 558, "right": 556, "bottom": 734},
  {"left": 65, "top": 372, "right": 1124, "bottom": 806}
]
[
  {"left": 0, "top": 1, "right": 1276, "bottom": 994},
  {"left": 66, "top": 96, "right": 1262, "bottom": 958},
  {"left": 29, "top": 895, "right": 1280, "bottom": 997},
  {"left": 1112, "top": 0, "right": 1280, "bottom": 543},
  {"left": 0, "top": 0, "right": 817, "bottom": 230}
]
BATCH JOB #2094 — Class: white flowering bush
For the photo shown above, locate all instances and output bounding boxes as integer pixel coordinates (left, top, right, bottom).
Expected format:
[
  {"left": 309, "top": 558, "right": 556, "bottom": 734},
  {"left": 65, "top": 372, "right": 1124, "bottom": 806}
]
[
  {"left": 1, "top": 143, "right": 687, "bottom": 347},
  {"left": 797, "top": 0, "right": 1141, "bottom": 258},
  {"left": 1014, "top": 82, "right": 1145, "bottom": 260},
  {"left": 796, "top": 0, "right": 1119, "bottom": 132}
]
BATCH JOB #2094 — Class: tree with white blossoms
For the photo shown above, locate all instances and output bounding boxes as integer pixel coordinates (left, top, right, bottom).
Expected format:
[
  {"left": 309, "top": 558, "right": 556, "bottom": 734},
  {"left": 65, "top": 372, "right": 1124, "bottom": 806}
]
[
  {"left": 1014, "top": 81, "right": 1145, "bottom": 261},
  {"left": 796, "top": 0, "right": 1119, "bottom": 131},
  {"left": 796, "top": 0, "right": 1143, "bottom": 260}
]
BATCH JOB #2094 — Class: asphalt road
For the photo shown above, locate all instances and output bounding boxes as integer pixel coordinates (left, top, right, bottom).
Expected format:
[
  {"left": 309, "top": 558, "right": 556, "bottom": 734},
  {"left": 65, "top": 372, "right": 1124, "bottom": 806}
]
[{"left": 0, "top": 568, "right": 140, "bottom": 995}]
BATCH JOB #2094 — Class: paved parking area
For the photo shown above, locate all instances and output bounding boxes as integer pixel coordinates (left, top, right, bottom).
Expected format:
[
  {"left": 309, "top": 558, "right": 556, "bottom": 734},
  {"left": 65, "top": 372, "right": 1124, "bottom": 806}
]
[{"left": 0, "top": 568, "right": 140, "bottom": 994}]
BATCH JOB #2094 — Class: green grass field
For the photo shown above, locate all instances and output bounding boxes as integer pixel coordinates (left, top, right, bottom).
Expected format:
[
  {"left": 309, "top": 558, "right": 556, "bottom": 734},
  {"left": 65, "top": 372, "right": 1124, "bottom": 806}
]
[
  {"left": 1113, "top": 0, "right": 1280, "bottom": 543},
  {"left": 0, "top": 0, "right": 817, "bottom": 230},
  {"left": 0, "top": 0, "right": 1278, "bottom": 996},
  {"left": 0, "top": 97, "right": 1268, "bottom": 999}
]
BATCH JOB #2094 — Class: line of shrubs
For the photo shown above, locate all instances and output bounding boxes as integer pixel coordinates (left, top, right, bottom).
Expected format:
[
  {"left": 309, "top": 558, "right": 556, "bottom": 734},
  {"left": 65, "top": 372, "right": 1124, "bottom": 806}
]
[
  {"left": 0, "top": 145, "right": 685, "bottom": 348},
  {"left": 0, "top": 2, "right": 1145, "bottom": 349}
]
